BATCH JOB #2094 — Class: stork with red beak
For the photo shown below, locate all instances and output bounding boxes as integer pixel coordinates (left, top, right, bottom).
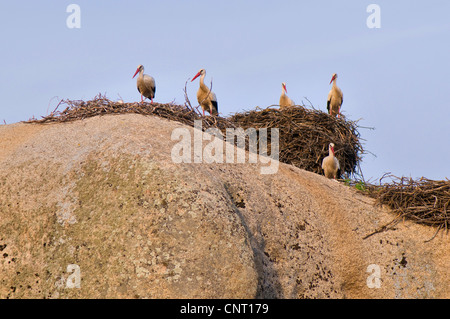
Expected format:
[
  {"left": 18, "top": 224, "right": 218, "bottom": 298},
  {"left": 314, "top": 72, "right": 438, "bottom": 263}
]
[
  {"left": 322, "top": 143, "right": 340, "bottom": 180},
  {"left": 279, "top": 82, "right": 295, "bottom": 109},
  {"left": 327, "top": 73, "right": 343, "bottom": 117},
  {"left": 132, "top": 64, "right": 156, "bottom": 103},
  {"left": 191, "top": 69, "right": 218, "bottom": 116}
]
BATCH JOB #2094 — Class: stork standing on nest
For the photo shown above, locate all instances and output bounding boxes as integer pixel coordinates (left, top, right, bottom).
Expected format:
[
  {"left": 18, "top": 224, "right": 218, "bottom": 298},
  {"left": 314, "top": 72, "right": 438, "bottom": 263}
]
[
  {"left": 327, "top": 73, "right": 343, "bottom": 118},
  {"left": 133, "top": 64, "right": 156, "bottom": 103},
  {"left": 191, "top": 69, "right": 218, "bottom": 116},
  {"left": 322, "top": 143, "right": 340, "bottom": 180},
  {"left": 279, "top": 82, "right": 295, "bottom": 109}
]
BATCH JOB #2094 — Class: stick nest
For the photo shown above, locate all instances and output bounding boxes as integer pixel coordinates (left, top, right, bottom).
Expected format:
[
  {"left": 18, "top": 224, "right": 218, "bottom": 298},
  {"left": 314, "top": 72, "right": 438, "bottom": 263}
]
[
  {"left": 229, "top": 105, "right": 364, "bottom": 178},
  {"left": 364, "top": 176, "right": 450, "bottom": 240},
  {"left": 27, "top": 94, "right": 235, "bottom": 132}
]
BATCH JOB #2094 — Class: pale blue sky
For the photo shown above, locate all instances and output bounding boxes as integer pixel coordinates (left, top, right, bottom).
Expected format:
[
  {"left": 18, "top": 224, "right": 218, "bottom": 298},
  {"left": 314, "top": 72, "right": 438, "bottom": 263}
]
[{"left": 1, "top": 1, "right": 449, "bottom": 181}]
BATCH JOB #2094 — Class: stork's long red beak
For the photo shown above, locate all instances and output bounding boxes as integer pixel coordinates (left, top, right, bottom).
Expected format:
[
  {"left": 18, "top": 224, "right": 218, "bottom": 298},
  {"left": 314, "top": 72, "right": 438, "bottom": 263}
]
[
  {"left": 283, "top": 84, "right": 287, "bottom": 93},
  {"left": 132, "top": 68, "right": 140, "bottom": 79},
  {"left": 191, "top": 72, "right": 201, "bottom": 82},
  {"left": 331, "top": 146, "right": 335, "bottom": 155},
  {"left": 329, "top": 75, "right": 336, "bottom": 84}
]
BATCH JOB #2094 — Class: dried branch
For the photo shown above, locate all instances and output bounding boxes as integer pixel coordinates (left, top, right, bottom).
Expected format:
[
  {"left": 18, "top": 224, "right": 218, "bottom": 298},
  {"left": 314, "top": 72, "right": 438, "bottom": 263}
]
[{"left": 183, "top": 78, "right": 197, "bottom": 114}]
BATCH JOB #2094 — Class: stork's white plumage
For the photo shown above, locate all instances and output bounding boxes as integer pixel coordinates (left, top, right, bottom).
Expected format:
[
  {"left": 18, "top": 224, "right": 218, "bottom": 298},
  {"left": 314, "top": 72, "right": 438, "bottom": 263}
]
[
  {"left": 322, "top": 143, "right": 340, "bottom": 179},
  {"left": 279, "top": 82, "right": 295, "bottom": 109},
  {"left": 191, "top": 69, "right": 218, "bottom": 116},
  {"left": 327, "top": 73, "right": 343, "bottom": 117},
  {"left": 133, "top": 64, "right": 156, "bottom": 103}
]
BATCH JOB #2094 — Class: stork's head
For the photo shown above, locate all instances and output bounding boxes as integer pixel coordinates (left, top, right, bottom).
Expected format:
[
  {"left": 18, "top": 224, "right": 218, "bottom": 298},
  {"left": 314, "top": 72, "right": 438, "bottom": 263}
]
[
  {"left": 329, "top": 73, "right": 338, "bottom": 84},
  {"left": 191, "top": 69, "right": 206, "bottom": 82},
  {"left": 133, "top": 64, "right": 144, "bottom": 78},
  {"left": 329, "top": 143, "right": 335, "bottom": 155},
  {"left": 282, "top": 82, "right": 287, "bottom": 94}
]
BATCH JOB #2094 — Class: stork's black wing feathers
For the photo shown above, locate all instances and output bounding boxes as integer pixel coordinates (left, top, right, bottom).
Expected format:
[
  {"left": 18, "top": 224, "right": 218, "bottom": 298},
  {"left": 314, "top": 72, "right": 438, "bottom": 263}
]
[{"left": 211, "top": 100, "right": 218, "bottom": 114}]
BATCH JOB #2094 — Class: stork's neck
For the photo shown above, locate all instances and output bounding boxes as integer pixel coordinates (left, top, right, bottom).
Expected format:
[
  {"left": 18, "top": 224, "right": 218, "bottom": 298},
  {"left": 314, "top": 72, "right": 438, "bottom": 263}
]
[
  {"left": 199, "top": 73, "right": 209, "bottom": 92},
  {"left": 332, "top": 79, "right": 337, "bottom": 88}
]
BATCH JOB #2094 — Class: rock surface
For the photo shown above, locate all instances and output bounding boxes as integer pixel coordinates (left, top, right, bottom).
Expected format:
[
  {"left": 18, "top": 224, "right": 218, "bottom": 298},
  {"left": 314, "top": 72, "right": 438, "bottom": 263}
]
[{"left": 0, "top": 114, "right": 448, "bottom": 299}]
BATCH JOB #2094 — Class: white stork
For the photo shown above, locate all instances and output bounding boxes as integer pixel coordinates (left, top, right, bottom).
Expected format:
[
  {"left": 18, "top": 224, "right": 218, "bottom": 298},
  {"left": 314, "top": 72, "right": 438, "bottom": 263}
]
[
  {"left": 132, "top": 64, "right": 156, "bottom": 103},
  {"left": 327, "top": 73, "right": 343, "bottom": 117},
  {"left": 191, "top": 69, "right": 218, "bottom": 116},
  {"left": 322, "top": 143, "right": 340, "bottom": 179},
  {"left": 279, "top": 82, "right": 295, "bottom": 109}
]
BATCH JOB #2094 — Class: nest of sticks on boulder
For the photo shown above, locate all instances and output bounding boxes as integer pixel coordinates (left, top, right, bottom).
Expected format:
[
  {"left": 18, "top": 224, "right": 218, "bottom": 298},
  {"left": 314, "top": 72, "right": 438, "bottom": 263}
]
[
  {"left": 25, "top": 95, "right": 364, "bottom": 178},
  {"left": 363, "top": 176, "right": 450, "bottom": 241},
  {"left": 229, "top": 105, "right": 364, "bottom": 178},
  {"left": 26, "top": 94, "right": 236, "bottom": 132}
]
